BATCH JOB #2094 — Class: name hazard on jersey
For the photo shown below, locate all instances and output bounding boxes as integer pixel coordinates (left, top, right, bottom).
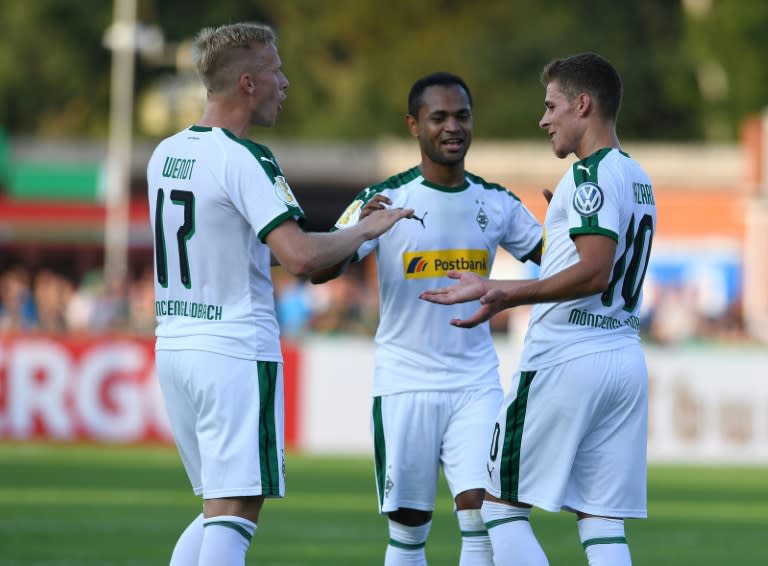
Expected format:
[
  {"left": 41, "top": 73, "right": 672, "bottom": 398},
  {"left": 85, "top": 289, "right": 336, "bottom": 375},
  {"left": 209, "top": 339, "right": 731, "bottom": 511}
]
[{"left": 403, "top": 249, "right": 489, "bottom": 279}]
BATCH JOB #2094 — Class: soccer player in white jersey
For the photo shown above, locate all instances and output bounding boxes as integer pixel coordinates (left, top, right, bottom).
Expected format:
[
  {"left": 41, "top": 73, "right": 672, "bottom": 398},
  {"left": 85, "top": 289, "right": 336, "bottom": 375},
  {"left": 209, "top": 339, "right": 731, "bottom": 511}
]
[
  {"left": 421, "top": 53, "right": 656, "bottom": 566},
  {"left": 146, "top": 22, "right": 412, "bottom": 566},
  {"left": 310, "top": 72, "right": 543, "bottom": 565}
]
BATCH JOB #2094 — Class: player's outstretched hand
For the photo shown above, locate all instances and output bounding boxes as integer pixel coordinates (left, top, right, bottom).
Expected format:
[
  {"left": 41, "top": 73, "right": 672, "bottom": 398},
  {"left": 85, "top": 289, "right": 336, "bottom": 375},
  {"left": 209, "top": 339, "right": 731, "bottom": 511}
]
[
  {"left": 359, "top": 194, "right": 392, "bottom": 220},
  {"left": 446, "top": 288, "right": 510, "bottom": 328},
  {"left": 419, "top": 271, "right": 488, "bottom": 305},
  {"left": 359, "top": 206, "right": 414, "bottom": 239}
]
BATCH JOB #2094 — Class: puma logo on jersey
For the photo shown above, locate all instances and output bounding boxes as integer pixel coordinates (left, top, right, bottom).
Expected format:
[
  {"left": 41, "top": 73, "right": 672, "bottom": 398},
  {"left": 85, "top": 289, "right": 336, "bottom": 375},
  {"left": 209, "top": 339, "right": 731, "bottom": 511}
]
[
  {"left": 411, "top": 211, "right": 428, "bottom": 228},
  {"left": 260, "top": 156, "right": 278, "bottom": 168},
  {"left": 576, "top": 164, "right": 593, "bottom": 175}
]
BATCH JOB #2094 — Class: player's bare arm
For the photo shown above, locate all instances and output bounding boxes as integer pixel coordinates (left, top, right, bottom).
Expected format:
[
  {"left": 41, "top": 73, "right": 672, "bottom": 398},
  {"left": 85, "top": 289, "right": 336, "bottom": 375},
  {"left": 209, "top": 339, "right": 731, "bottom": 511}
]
[
  {"left": 270, "top": 206, "right": 413, "bottom": 276},
  {"left": 309, "top": 194, "right": 396, "bottom": 284},
  {"left": 421, "top": 234, "right": 616, "bottom": 328}
]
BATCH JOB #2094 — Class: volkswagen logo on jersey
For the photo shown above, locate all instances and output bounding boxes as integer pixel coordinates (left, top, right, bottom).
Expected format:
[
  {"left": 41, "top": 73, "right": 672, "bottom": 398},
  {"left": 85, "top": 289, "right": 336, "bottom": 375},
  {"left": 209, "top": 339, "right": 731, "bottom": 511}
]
[{"left": 572, "top": 182, "right": 604, "bottom": 216}]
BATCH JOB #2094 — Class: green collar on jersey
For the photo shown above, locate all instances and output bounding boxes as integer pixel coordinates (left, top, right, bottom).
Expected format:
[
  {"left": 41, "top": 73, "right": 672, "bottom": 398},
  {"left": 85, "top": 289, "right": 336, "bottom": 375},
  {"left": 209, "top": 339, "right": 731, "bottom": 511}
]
[{"left": 420, "top": 177, "right": 470, "bottom": 192}]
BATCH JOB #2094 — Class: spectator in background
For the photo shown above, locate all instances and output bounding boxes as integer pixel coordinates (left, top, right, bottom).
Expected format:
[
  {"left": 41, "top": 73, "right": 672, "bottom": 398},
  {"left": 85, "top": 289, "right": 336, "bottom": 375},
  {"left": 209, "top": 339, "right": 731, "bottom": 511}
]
[
  {"left": 127, "top": 267, "right": 157, "bottom": 334},
  {"left": 32, "top": 269, "right": 72, "bottom": 333},
  {"left": 308, "top": 267, "right": 378, "bottom": 335},
  {"left": 272, "top": 269, "right": 314, "bottom": 339},
  {"left": 65, "top": 269, "right": 129, "bottom": 332},
  {"left": 0, "top": 265, "right": 37, "bottom": 332}
]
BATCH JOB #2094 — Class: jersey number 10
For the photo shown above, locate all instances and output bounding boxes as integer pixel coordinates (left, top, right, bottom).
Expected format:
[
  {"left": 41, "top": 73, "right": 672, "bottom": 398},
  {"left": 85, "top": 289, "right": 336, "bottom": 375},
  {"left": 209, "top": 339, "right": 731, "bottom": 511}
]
[{"left": 602, "top": 213, "right": 654, "bottom": 311}]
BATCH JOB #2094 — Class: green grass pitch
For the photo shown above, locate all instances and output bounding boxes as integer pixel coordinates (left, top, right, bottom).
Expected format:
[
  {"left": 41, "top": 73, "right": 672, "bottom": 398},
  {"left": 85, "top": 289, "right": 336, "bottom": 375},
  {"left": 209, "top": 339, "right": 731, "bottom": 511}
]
[{"left": 1, "top": 443, "right": 766, "bottom": 564}]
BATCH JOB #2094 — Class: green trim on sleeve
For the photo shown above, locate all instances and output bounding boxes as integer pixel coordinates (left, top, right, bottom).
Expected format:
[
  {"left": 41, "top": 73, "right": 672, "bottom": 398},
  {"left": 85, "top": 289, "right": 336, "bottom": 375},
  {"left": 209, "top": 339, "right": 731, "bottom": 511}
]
[
  {"left": 519, "top": 238, "right": 543, "bottom": 263},
  {"left": 569, "top": 226, "right": 618, "bottom": 242},
  {"left": 258, "top": 208, "right": 305, "bottom": 242}
]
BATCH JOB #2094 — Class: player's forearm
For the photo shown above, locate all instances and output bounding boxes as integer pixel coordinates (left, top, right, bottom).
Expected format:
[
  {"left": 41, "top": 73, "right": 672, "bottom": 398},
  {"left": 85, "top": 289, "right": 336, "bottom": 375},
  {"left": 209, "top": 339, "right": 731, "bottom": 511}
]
[
  {"left": 496, "top": 262, "right": 609, "bottom": 307},
  {"left": 288, "top": 227, "right": 366, "bottom": 276}
]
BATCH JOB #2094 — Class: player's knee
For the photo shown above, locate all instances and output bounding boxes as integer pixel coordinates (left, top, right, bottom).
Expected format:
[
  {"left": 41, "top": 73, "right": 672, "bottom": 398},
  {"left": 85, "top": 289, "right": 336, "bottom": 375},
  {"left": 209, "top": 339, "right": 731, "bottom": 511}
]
[
  {"left": 388, "top": 507, "right": 432, "bottom": 526},
  {"left": 388, "top": 518, "right": 431, "bottom": 549},
  {"left": 204, "top": 495, "right": 264, "bottom": 524},
  {"left": 455, "top": 487, "right": 485, "bottom": 510}
]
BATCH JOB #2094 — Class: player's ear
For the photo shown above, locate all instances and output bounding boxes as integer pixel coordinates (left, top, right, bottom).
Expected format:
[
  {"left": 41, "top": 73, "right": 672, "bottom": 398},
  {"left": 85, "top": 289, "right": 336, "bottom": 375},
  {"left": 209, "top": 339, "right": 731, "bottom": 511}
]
[
  {"left": 575, "top": 92, "right": 592, "bottom": 117},
  {"left": 240, "top": 73, "right": 254, "bottom": 92},
  {"left": 405, "top": 114, "right": 418, "bottom": 137}
]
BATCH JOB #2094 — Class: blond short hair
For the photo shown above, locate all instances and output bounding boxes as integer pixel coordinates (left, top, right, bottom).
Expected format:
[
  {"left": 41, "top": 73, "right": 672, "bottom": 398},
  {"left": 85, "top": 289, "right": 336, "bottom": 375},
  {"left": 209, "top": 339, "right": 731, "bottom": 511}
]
[{"left": 192, "top": 22, "right": 276, "bottom": 93}]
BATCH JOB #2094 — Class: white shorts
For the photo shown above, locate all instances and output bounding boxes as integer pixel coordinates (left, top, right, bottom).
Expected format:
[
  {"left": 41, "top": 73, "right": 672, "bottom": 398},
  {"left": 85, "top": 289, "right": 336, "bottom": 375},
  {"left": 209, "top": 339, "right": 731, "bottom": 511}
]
[
  {"left": 372, "top": 386, "right": 503, "bottom": 513},
  {"left": 487, "top": 346, "right": 647, "bottom": 518},
  {"left": 156, "top": 350, "right": 285, "bottom": 499}
]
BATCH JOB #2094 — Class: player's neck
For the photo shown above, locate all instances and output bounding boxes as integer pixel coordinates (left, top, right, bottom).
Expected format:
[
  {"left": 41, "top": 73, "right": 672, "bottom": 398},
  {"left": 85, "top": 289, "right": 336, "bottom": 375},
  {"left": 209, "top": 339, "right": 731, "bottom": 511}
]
[
  {"left": 575, "top": 125, "right": 620, "bottom": 160},
  {"left": 419, "top": 162, "right": 466, "bottom": 188},
  {"left": 197, "top": 103, "right": 251, "bottom": 138}
]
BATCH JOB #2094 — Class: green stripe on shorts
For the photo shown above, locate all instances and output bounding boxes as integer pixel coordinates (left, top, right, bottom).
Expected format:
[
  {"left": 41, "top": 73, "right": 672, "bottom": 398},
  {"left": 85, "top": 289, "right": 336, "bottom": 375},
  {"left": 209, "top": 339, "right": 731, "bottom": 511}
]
[
  {"left": 500, "top": 370, "right": 536, "bottom": 501},
  {"left": 372, "top": 396, "right": 387, "bottom": 507},
  {"left": 257, "top": 361, "right": 281, "bottom": 496}
]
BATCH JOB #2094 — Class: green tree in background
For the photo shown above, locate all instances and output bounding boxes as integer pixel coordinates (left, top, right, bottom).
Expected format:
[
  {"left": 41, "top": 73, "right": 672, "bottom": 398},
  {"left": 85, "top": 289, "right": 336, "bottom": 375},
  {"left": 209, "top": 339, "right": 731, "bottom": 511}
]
[
  {"left": 682, "top": 0, "right": 768, "bottom": 140},
  {"left": 0, "top": 0, "right": 765, "bottom": 142},
  {"left": 0, "top": 1, "right": 113, "bottom": 136}
]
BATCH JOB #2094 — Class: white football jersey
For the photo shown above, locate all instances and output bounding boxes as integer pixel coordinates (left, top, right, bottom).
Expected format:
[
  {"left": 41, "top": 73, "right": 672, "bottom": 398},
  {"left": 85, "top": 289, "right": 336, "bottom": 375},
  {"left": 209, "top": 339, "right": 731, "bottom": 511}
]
[
  {"left": 519, "top": 147, "right": 656, "bottom": 370},
  {"left": 335, "top": 167, "right": 542, "bottom": 395},
  {"left": 147, "top": 126, "right": 305, "bottom": 361}
]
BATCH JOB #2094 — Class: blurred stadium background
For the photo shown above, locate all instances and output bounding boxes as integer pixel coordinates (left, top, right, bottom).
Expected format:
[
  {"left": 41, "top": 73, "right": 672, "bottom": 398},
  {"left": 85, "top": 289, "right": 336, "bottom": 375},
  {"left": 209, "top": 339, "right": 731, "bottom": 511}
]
[{"left": 1, "top": 1, "right": 768, "bottom": 564}]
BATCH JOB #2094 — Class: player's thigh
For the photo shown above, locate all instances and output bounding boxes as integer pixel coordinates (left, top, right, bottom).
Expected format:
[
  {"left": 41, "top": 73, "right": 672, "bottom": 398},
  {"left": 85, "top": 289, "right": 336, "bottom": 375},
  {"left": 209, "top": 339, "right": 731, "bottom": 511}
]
[
  {"left": 442, "top": 386, "right": 503, "bottom": 498},
  {"left": 156, "top": 349, "right": 203, "bottom": 492},
  {"left": 198, "top": 357, "right": 285, "bottom": 500},
  {"left": 567, "top": 346, "right": 648, "bottom": 517},
  {"left": 487, "top": 363, "right": 600, "bottom": 512},
  {"left": 159, "top": 351, "right": 285, "bottom": 499},
  {"left": 372, "top": 392, "right": 450, "bottom": 512}
]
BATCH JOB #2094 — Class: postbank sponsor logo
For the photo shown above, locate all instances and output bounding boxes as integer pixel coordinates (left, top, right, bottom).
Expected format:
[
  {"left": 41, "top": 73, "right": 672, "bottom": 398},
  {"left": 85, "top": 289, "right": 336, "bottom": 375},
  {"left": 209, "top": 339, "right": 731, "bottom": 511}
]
[{"left": 402, "top": 249, "right": 489, "bottom": 279}]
